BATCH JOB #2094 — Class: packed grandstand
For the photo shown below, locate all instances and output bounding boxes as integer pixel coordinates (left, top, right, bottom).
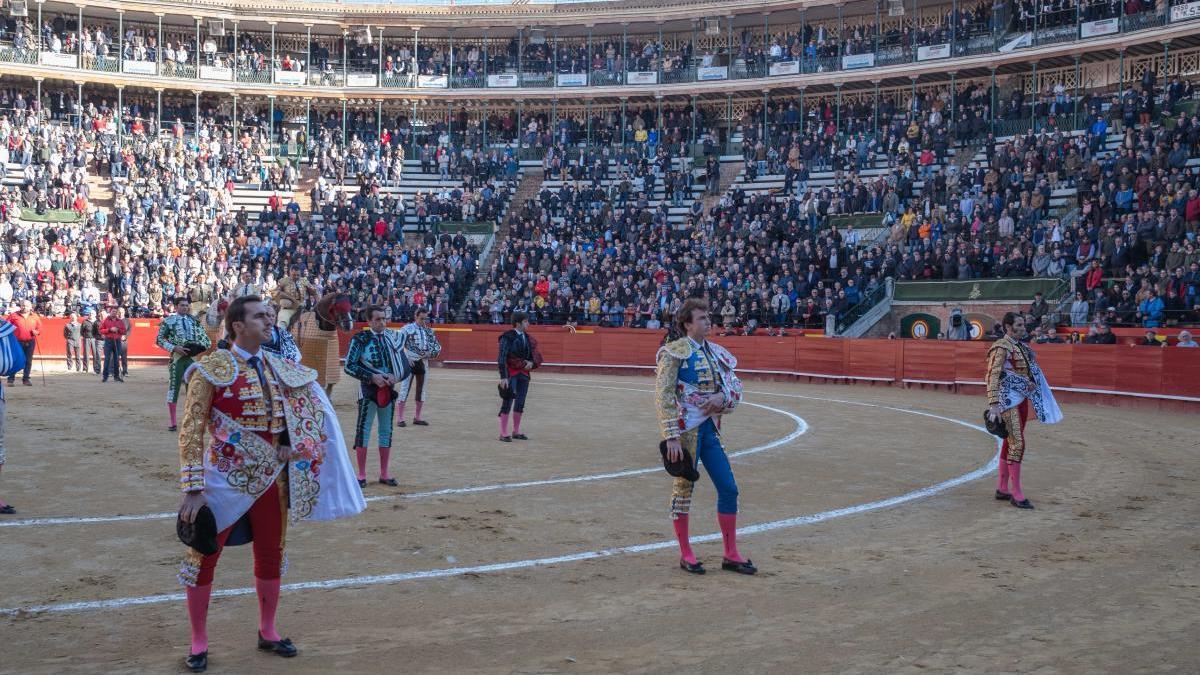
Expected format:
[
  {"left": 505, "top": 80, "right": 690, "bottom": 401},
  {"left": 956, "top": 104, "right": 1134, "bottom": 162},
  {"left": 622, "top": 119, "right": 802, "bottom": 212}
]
[{"left": 0, "top": 0, "right": 1198, "bottom": 336}]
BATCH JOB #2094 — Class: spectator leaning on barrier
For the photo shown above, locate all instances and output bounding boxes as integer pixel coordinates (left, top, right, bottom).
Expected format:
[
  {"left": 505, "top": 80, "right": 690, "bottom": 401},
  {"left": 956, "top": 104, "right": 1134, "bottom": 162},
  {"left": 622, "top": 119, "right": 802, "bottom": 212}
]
[{"left": 1176, "top": 330, "right": 1197, "bottom": 347}]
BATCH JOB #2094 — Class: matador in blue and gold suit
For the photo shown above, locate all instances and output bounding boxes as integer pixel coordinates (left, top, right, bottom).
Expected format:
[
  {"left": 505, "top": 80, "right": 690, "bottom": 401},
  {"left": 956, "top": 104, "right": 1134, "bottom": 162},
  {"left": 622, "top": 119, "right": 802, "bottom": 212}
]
[{"left": 655, "top": 334, "right": 755, "bottom": 574}]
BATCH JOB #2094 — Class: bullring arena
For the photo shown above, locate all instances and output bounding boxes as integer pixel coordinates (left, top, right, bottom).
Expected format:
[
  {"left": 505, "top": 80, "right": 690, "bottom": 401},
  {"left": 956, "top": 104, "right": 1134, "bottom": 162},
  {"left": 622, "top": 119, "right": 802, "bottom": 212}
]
[
  {"left": 1, "top": 335, "right": 1198, "bottom": 673},
  {"left": 3, "top": 0, "right": 1200, "bottom": 669}
]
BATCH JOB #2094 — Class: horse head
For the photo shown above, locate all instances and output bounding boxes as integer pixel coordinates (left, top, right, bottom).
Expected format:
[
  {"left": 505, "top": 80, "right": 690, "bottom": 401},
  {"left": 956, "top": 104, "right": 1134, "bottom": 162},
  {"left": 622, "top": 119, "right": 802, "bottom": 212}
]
[{"left": 314, "top": 292, "right": 354, "bottom": 332}]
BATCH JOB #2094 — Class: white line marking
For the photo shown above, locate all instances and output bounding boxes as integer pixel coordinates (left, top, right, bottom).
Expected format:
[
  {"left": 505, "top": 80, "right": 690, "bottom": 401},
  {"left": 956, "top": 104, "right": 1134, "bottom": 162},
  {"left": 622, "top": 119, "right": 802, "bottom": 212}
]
[
  {"left": 0, "top": 391, "right": 997, "bottom": 617},
  {"left": 0, "top": 381, "right": 806, "bottom": 529}
]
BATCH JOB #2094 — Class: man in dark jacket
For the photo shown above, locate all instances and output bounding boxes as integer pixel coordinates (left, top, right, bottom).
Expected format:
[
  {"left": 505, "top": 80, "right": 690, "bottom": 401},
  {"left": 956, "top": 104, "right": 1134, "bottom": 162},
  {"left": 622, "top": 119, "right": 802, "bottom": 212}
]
[{"left": 497, "top": 311, "right": 538, "bottom": 442}]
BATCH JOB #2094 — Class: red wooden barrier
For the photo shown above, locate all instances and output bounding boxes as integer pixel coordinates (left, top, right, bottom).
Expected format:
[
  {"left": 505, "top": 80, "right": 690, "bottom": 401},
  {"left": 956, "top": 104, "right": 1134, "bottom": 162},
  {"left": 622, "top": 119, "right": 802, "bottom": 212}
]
[{"left": 21, "top": 318, "right": 1200, "bottom": 407}]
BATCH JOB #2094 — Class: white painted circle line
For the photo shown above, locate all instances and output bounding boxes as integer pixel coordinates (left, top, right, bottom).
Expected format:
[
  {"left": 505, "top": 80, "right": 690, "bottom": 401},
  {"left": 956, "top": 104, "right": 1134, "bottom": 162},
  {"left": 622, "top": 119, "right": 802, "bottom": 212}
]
[
  {"left": 0, "top": 382, "right": 806, "bottom": 529},
  {"left": 0, "top": 394, "right": 998, "bottom": 618}
]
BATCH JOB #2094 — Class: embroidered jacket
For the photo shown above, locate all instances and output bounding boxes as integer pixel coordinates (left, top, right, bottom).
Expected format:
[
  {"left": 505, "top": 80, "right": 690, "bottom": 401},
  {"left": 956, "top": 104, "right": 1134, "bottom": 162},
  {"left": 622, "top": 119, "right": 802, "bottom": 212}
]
[
  {"left": 264, "top": 325, "right": 302, "bottom": 362},
  {"left": 178, "top": 349, "right": 294, "bottom": 493},
  {"left": 344, "top": 329, "right": 410, "bottom": 386},
  {"left": 156, "top": 313, "right": 211, "bottom": 358},
  {"left": 397, "top": 322, "right": 442, "bottom": 361},
  {"left": 654, "top": 337, "right": 743, "bottom": 440},
  {"left": 985, "top": 335, "right": 1032, "bottom": 408}
]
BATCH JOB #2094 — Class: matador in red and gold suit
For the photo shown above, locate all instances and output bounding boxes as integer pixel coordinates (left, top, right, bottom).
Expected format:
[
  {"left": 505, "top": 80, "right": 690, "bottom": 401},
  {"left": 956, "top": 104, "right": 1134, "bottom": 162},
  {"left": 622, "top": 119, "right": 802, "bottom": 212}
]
[{"left": 177, "top": 344, "right": 364, "bottom": 670}]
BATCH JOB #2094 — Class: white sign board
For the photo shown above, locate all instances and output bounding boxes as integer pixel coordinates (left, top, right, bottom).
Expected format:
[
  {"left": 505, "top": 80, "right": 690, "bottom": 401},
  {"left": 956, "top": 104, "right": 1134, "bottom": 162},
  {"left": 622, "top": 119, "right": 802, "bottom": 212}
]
[
  {"left": 274, "top": 70, "right": 306, "bottom": 85},
  {"left": 199, "top": 65, "right": 233, "bottom": 81},
  {"left": 346, "top": 73, "right": 378, "bottom": 88},
  {"left": 556, "top": 73, "right": 587, "bottom": 87},
  {"left": 122, "top": 60, "right": 157, "bottom": 75},
  {"left": 626, "top": 71, "right": 658, "bottom": 85},
  {"left": 487, "top": 73, "right": 519, "bottom": 88},
  {"left": 39, "top": 52, "right": 77, "bottom": 68},
  {"left": 1080, "top": 18, "right": 1119, "bottom": 38},
  {"left": 1170, "top": 1, "right": 1200, "bottom": 21},
  {"left": 841, "top": 53, "right": 876, "bottom": 70},
  {"left": 417, "top": 74, "right": 448, "bottom": 88},
  {"left": 768, "top": 60, "right": 800, "bottom": 76},
  {"left": 696, "top": 66, "right": 729, "bottom": 81},
  {"left": 917, "top": 44, "right": 951, "bottom": 61}
]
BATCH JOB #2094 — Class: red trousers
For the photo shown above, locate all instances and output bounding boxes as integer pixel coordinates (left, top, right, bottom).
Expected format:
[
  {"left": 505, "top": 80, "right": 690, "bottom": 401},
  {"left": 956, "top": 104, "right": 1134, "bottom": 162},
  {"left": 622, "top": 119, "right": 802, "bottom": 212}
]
[{"left": 195, "top": 480, "right": 284, "bottom": 586}]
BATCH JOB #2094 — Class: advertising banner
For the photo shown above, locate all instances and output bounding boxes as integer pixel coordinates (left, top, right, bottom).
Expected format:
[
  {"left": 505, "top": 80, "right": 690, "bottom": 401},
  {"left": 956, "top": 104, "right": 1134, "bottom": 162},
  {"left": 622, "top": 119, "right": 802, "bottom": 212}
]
[
  {"left": 199, "top": 65, "right": 233, "bottom": 81},
  {"left": 841, "top": 53, "right": 876, "bottom": 70},
  {"left": 274, "top": 70, "right": 306, "bottom": 85},
  {"left": 487, "top": 73, "right": 519, "bottom": 87},
  {"left": 39, "top": 52, "right": 78, "bottom": 68},
  {"left": 556, "top": 73, "right": 588, "bottom": 87},
  {"left": 696, "top": 66, "right": 729, "bottom": 81},
  {"left": 417, "top": 74, "right": 448, "bottom": 88},
  {"left": 626, "top": 71, "right": 658, "bottom": 85},
  {"left": 1079, "top": 18, "right": 1119, "bottom": 38},
  {"left": 122, "top": 60, "right": 157, "bottom": 75},
  {"left": 916, "top": 44, "right": 951, "bottom": 61},
  {"left": 768, "top": 60, "right": 800, "bottom": 76},
  {"left": 346, "top": 73, "right": 378, "bottom": 87},
  {"left": 1170, "top": 1, "right": 1200, "bottom": 21}
]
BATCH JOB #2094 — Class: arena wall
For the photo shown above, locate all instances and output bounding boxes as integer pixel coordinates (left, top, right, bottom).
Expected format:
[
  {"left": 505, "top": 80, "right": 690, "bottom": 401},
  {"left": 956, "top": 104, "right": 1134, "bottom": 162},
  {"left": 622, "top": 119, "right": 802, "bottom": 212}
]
[{"left": 30, "top": 319, "right": 1200, "bottom": 411}]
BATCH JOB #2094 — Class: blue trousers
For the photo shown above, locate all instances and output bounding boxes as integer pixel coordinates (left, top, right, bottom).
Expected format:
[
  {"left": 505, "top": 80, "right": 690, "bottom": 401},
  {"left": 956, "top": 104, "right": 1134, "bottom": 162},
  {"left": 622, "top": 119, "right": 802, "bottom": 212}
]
[
  {"left": 354, "top": 396, "right": 395, "bottom": 448},
  {"left": 686, "top": 418, "right": 739, "bottom": 515}
]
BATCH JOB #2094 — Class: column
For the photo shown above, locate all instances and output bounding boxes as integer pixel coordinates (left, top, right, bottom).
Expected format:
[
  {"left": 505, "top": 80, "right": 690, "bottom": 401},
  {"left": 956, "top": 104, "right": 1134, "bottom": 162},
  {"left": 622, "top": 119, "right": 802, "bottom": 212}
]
[
  {"left": 690, "top": 94, "right": 698, "bottom": 151},
  {"left": 875, "top": 2, "right": 882, "bottom": 55},
  {"left": 516, "top": 99, "right": 523, "bottom": 149},
  {"left": 156, "top": 14, "right": 163, "bottom": 74},
  {"left": 482, "top": 98, "right": 489, "bottom": 146},
  {"left": 1029, "top": 61, "right": 1037, "bottom": 128},
  {"left": 761, "top": 90, "right": 769, "bottom": 143},
  {"left": 305, "top": 25, "right": 312, "bottom": 84},
  {"left": 657, "top": 22, "right": 664, "bottom": 82},
  {"left": 232, "top": 22, "right": 239, "bottom": 83},
  {"left": 620, "top": 96, "right": 627, "bottom": 148},
  {"left": 76, "top": 82, "right": 83, "bottom": 129},
  {"left": 194, "top": 90, "right": 200, "bottom": 135},
  {"left": 78, "top": 6, "right": 84, "bottom": 65},
  {"left": 412, "top": 28, "right": 420, "bottom": 85},
  {"left": 763, "top": 12, "right": 770, "bottom": 78},
  {"left": 1073, "top": 55, "right": 1082, "bottom": 129},
  {"left": 949, "top": 72, "right": 957, "bottom": 124},
  {"left": 725, "top": 92, "right": 732, "bottom": 153},
  {"left": 341, "top": 98, "right": 348, "bottom": 145},
  {"left": 342, "top": 29, "right": 349, "bottom": 85},
  {"left": 195, "top": 18, "right": 201, "bottom": 79},
  {"left": 621, "top": 23, "right": 628, "bottom": 83},
  {"left": 115, "top": 84, "right": 123, "bottom": 145},
  {"left": 586, "top": 98, "right": 592, "bottom": 145},
  {"left": 448, "top": 31, "right": 455, "bottom": 87},
  {"left": 118, "top": 10, "right": 124, "bottom": 72},
  {"left": 989, "top": 67, "right": 997, "bottom": 133},
  {"left": 378, "top": 27, "right": 385, "bottom": 86},
  {"left": 517, "top": 27, "right": 524, "bottom": 84},
  {"left": 835, "top": 83, "right": 842, "bottom": 134},
  {"left": 304, "top": 98, "right": 311, "bottom": 156},
  {"left": 268, "top": 95, "right": 276, "bottom": 155},
  {"left": 872, "top": 81, "right": 880, "bottom": 136},
  {"left": 376, "top": 99, "right": 383, "bottom": 141},
  {"left": 231, "top": 93, "right": 238, "bottom": 139},
  {"left": 156, "top": 88, "right": 162, "bottom": 134},
  {"left": 269, "top": 22, "right": 276, "bottom": 84}
]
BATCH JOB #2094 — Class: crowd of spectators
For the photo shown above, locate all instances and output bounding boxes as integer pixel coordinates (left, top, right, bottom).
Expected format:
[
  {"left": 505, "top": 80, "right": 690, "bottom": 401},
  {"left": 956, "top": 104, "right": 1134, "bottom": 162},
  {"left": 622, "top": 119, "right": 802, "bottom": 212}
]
[{"left": 0, "top": 64, "right": 1194, "bottom": 333}]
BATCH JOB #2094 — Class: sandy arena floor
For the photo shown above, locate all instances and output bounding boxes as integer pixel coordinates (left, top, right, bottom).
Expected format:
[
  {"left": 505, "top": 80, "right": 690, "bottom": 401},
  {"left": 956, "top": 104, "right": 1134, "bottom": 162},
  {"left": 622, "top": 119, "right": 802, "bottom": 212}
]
[{"left": 0, "top": 364, "right": 1197, "bottom": 674}]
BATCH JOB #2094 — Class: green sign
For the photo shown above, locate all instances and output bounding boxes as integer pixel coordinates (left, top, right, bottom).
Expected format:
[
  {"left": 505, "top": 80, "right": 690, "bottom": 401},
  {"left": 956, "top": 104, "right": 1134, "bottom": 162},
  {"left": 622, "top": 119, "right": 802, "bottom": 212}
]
[{"left": 894, "top": 279, "right": 1066, "bottom": 302}]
